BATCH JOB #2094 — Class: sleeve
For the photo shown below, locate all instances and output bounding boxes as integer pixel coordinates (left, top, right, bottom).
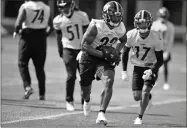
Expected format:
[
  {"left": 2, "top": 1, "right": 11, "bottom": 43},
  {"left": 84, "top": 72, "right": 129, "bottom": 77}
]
[
  {"left": 14, "top": 4, "right": 26, "bottom": 33},
  {"left": 125, "top": 31, "right": 132, "bottom": 47},
  {"left": 154, "top": 32, "right": 164, "bottom": 51},
  {"left": 53, "top": 15, "right": 62, "bottom": 30},
  {"left": 82, "top": 12, "right": 90, "bottom": 26}
]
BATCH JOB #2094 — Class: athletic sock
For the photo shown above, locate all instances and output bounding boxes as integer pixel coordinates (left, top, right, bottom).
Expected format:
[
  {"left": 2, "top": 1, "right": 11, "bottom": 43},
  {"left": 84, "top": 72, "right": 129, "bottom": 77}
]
[
  {"left": 99, "top": 110, "right": 106, "bottom": 114},
  {"left": 138, "top": 114, "right": 143, "bottom": 119},
  {"left": 149, "top": 93, "right": 152, "bottom": 100}
]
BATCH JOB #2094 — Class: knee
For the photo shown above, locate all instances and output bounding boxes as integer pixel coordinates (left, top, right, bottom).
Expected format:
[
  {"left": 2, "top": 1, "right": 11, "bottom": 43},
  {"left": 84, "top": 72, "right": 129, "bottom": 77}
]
[
  {"left": 133, "top": 92, "right": 141, "bottom": 101},
  {"left": 142, "top": 91, "right": 150, "bottom": 98},
  {"left": 134, "top": 95, "right": 141, "bottom": 101},
  {"left": 102, "top": 76, "right": 114, "bottom": 88},
  {"left": 67, "top": 74, "right": 76, "bottom": 81},
  {"left": 18, "top": 61, "right": 27, "bottom": 68}
]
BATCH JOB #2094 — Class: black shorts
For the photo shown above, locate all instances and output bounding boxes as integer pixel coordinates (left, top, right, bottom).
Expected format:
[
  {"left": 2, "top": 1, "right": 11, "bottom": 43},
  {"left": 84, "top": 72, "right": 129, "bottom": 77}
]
[
  {"left": 78, "top": 51, "right": 115, "bottom": 85},
  {"left": 132, "top": 66, "right": 158, "bottom": 91}
]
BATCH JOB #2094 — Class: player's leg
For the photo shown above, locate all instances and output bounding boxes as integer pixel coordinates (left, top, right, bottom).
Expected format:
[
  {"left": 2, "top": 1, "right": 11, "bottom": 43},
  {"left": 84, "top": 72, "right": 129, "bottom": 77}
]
[
  {"left": 18, "top": 37, "right": 33, "bottom": 99},
  {"left": 63, "top": 48, "right": 78, "bottom": 110},
  {"left": 95, "top": 63, "right": 115, "bottom": 126},
  {"left": 78, "top": 53, "right": 95, "bottom": 116},
  {"left": 76, "top": 55, "right": 84, "bottom": 109},
  {"left": 132, "top": 66, "right": 149, "bottom": 124},
  {"left": 163, "top": 52, "right": 171, "bottom": 90},
  {"left": 135, "top": 71, "right": 158, "bottom": 124},
  {"left": 32, "top": 36, "right": 47, "bottom": 100}
]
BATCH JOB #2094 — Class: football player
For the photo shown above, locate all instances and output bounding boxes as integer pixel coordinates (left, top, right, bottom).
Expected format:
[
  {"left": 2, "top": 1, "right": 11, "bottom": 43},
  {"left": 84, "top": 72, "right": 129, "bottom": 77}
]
[
  {"left": 13, "top": 0, "right": 53, "bottom": 100},
  {"left": 121, "top": 10, "right": 164, "bottom": 124},
  {"left": 77, "top": 1, "right": 126, "bottom": 125},
  {"left": 53, "top": 0, "right": 90, "bottom": 111},
  {"left": 151, "top": 7, "right": 175, "bottom": 90}
]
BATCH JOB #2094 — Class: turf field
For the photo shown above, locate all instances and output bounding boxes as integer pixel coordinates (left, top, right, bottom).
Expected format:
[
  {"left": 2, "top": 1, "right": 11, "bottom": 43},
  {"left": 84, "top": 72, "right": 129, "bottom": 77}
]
[{"left": 1, "top": 36, "right": 186, "bottom": 128}]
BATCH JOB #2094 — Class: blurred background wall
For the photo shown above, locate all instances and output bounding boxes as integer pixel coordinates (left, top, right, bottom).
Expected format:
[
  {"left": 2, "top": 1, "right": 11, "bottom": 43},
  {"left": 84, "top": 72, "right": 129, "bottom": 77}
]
[{"left": 1, "top": 0, "right": 186, "bottom": 43}]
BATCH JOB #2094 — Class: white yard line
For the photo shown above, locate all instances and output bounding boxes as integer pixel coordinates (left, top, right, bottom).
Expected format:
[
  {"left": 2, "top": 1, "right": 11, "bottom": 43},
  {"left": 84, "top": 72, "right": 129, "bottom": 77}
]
[{"left": 2, "top": 98, "right": 186, "bottom": 125}]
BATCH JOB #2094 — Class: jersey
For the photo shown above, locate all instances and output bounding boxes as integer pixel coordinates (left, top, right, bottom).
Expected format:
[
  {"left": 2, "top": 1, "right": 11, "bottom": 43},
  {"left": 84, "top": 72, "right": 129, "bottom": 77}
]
[
  {"left": 90, "top": 19, "right": 126, "bottom": 49},
  {"left": 151, "top": 20, "right": 175, "bottom": 52},
  {"left": 125, "top": 29, "right": 163, "bottom": 67},
  {"left": 53, "top": 10, "right": 90, "bottom": 50},
  {"left": 21, "top": 1, "right": 50, "bottom": 29}
]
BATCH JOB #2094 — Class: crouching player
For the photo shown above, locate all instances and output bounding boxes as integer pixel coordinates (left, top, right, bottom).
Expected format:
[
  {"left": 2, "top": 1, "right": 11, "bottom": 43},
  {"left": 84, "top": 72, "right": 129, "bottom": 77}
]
[{"left": 121, "top": 10, "right": 164, "bottom": 124}]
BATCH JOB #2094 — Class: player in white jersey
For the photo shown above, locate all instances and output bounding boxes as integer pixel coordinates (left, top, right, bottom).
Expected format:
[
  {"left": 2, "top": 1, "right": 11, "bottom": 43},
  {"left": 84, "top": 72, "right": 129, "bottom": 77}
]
[
  {"left": 121, "top": 10, "right": 164, "bottom": 124},
  {"left": 13, "top": 0, "right": 53, "bottom": 100},
  {"left": 53, "top": 0, "right": 90, "bottom": 111},
  {"left": 151, "top": 7, "right": 175, "bottom": 90},
  {"left": 77, "top": 1, "right": 126, "bottom": 125}
]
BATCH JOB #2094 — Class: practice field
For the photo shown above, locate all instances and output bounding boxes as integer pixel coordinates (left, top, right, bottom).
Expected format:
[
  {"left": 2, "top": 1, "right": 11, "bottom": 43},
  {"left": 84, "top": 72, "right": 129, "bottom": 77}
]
[{"left": 1, "top": 37, "right": 186, "bottom": 128}]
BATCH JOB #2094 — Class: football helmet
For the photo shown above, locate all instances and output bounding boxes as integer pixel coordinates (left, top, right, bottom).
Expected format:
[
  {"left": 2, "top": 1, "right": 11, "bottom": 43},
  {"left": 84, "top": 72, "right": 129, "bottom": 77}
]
[
  {"left": 57, "top": 0, "right": 75, "bottom": 17},
  {"left": 157, "top": 7, "right": 170, "bottom": 20},
  {"left": 134, "top": 10, "right": 153, "bottom": 33},
  {"left": 102, "top": 1, "right": 123, "bottom": 28}
]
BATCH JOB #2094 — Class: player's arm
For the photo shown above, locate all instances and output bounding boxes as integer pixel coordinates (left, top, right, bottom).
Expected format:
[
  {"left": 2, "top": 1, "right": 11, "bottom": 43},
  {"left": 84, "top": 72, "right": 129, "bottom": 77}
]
[
  {"left": 83, "top": 25, "right": 89, "bottom": 34},
  {"left": 46, "top": 13, "right": 54, "bottom": 36},
  {"left": 117, "top": 34, "right": 127, "bottom": 52},
  {"left": 151, "top": 35, "right": 164, "bottom": 73},
  {"left": 53, "top": 16, "right": 63, "bottom": 58},
  {"left": 14, "top": 5, "right": 26, "bottom": 35},
  {"left": 82, "top": 12, "right": 90, "bottom": 34},
  {"left": 167, "top": 24, "right": 175, "bottom": 52},
  {"left": 122, "top": 45, "right": 131, "bottom": 71},
  {"left": 81, "top": 23, "right": 103, "bottom": 58},
  {"left": 121, "top": 31, "right": 131, "bottom": 71},
  {"left": 56, "top": 30, "right": 63, "bottom": 58}
]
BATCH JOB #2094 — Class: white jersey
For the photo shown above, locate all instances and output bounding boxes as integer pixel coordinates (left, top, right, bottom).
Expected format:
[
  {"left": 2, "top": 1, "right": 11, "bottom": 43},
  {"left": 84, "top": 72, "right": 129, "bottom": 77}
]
[
  {"left": 126, "top": 29, "right": 163, "bottom": 67},
  {"left": 151, "top": 19, "right": 175, "bottom": 52},
  {"left": 90, "top": 19, "right": 126, "bottom": 49},
  {"left": 53, "top": 11, "right": 90, "bottom": 50},
  {"left": 21, "top": 1, "right": 50, "bottom": 29}
]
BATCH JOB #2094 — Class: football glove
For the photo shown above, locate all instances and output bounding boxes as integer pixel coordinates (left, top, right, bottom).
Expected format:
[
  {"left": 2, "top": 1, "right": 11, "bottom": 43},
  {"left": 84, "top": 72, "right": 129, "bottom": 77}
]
[{"left": 121, "top": 71, "right": 129, "bottom": 81}]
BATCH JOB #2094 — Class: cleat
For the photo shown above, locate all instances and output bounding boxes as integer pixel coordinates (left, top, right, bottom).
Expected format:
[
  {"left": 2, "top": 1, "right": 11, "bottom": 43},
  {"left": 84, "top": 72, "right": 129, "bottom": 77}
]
[
  {"left": 66, "top": 102, "right": 75, "bottom": 111},
  {"left": 39, "top": 95, "right": 45, "bottom": 100},
  {"left": 163, "top": 83, "right": 170, "bottom": 90},
  {"left": 83, "top": 101, "right": 91, "bottom": 116},
  {"left": 96, "top": 112, "right": 107, "bottom": 126},
  {"left": 133, "top": 117, "right": 142, "bottom": 125},
  {"left": 23, "top": 87, "right": 34, "bottom": 99}
]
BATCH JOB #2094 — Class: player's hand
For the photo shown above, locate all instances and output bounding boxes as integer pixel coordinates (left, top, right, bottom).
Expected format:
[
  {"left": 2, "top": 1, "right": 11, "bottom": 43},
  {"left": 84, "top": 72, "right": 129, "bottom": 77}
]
[
  {"left": 121, "top": 71, "right": 129, "bottom": 81},
  {"left": 163, "top": 51, "right": 169, "bottom": 60},
  {"left": 13, "top": 32, "right": 18, "bottom": 38},
  {"left": 142, "top": 69, "right": 152, "bottom": 80}
]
